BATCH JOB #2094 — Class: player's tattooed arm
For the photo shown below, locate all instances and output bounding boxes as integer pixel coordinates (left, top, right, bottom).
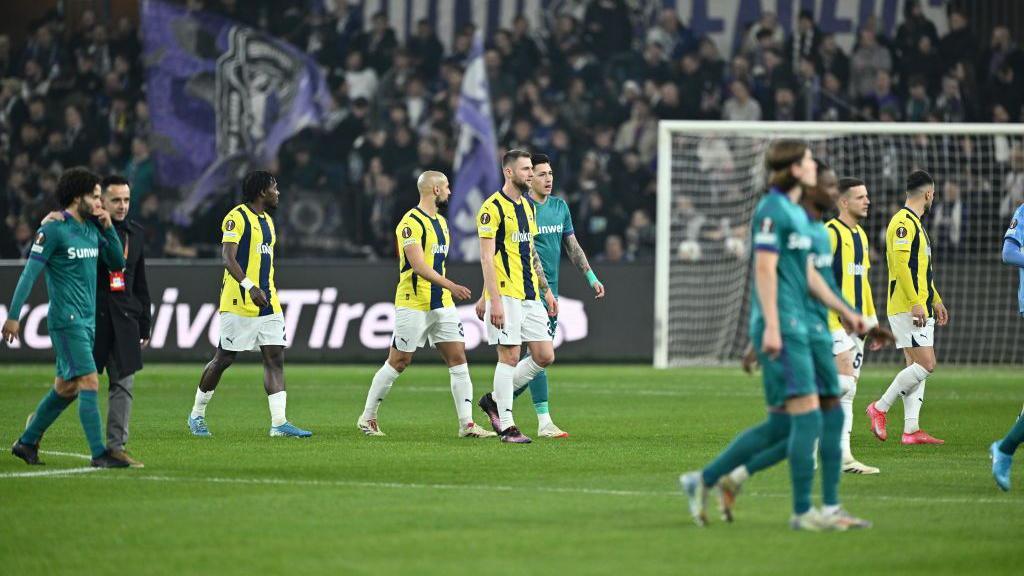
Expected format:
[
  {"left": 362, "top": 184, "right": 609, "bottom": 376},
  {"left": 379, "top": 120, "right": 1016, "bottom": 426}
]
[
  {"left": 563, "top": 234, "right": 592, "bottom": 274},
  {"left": 533, "top": 250, "right": 550, "bottom": 292}
]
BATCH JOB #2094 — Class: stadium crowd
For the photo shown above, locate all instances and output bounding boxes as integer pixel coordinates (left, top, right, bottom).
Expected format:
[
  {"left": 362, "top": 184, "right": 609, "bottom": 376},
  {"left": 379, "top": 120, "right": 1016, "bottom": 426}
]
[{"left": 1, "top": 0, "right": 1022, "bottom": 261}]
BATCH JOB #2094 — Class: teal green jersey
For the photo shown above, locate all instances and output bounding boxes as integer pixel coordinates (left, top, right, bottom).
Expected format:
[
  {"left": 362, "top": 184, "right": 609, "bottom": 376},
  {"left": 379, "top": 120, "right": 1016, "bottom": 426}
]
[
  {"left": 749, "top": 189, "right": 811, "bottom": 337},
  {"left": 806, "top": 218, "right": 834, "bottom": 330},
  {"left": 7, "top": 215, "right": 125, "bottom": 330},
  {"left": 528, "top": 194, "right": 574, "bottom": 297}
]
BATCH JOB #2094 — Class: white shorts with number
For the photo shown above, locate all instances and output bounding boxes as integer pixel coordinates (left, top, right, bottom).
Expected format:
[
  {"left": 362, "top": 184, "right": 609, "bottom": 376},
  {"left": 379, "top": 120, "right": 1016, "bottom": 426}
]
[
  {"left": 831, "top": 328, "right": 857, "bottom": 355},
  {"left": 888, "top": 312, "right": 936, "bottom": 349},
  {"left": 392, "top": 307, "right": 464, "bottom": 352},
  {"left": 220, "top": 312, "right": 287, "bottom": 352},
  {"left": 486, "top": 295, "right": 551, "bottom": 346}
]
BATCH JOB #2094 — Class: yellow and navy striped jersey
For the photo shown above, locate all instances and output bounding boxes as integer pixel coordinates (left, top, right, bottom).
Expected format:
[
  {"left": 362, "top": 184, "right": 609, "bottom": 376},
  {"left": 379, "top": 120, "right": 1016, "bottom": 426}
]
[
  {"left": 885, "top": 207, "right": 942, "bottom": 316},
  {"left": 394, "top": 207, "right": 454, "bottom": 311},
  {"left": 477, "top": 190, "right": 540, "bottom": 301},
  {"left": 826, "top": 218, "right": 877, "bottom": 331},
  {"left": 219, "top": 204, "right": 282, "bottom": 317}
]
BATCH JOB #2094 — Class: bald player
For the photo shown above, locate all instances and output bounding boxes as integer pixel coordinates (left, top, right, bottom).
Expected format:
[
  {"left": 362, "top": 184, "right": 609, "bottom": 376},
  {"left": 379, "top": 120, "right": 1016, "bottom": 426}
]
[{"left": 357, "top": 171, "right": 497, "bottom": 438}]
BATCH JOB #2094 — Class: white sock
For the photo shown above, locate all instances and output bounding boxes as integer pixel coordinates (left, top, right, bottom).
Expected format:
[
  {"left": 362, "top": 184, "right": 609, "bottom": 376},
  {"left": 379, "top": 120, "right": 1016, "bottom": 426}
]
[
  {"left": 362, "top": 362, "right": 400, "bottom": 420},
  {"left": 512, "top": 357, "right": 544, "bottom": 389},
  {"left": 729, "top": 466, "right": 750, "bottom": 485},
  {"left": 190, "top": 388, "right": 214, "bottom": 418},
  {"left": 537, "top": 413, "right": 553, "bottom": 429},
  {"left": 904, "top": 380, "right": 926, "bottom": 434},
  {"left": 268, "top": 391, "right": 287, "bottom": 427},
  {"left": 449, "top": 363, "right": 473, "bottom": 427},
  {"left": 877, "top": 363, "right": 930, "bottom": 412},
  {"left": 493, "top": 362, "right": 516, "bottom": 431},
  {"left": 838, "top": 375, "right": 856, "bottom": 460},
  {"left": 822, "top": 504, "right": 841, "bottom": 515}
]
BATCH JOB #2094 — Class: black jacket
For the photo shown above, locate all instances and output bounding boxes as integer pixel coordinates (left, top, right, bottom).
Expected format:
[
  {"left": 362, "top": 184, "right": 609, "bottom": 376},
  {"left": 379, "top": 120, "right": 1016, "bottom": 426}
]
[{"left": 94, "top": 218, "right": 152, "bottom": 378}]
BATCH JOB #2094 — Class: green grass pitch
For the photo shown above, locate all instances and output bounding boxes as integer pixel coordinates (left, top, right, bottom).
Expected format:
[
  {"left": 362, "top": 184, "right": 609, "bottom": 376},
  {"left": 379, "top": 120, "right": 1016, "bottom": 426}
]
[{"left": 0, "top": 363, "right": 1021, "bottom": 575}]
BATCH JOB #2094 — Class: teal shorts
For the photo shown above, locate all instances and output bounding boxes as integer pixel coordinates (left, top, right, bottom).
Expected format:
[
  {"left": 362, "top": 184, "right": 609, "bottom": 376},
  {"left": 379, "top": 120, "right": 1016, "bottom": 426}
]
[
  {"left": 51, "top": 325, "right": 97, "bottom": 381},
  {"left": 752, "top": 331, "right": 816, "bottom": 408},
  {"left": 809, "top": 325, "right": 841, "bottom": 398}
]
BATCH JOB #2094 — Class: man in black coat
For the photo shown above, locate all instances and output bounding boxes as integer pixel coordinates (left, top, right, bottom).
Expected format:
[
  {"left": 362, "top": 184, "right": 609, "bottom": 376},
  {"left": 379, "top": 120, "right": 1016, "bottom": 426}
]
[{"left": 93, "top": 175, "right": 151, "bottom": 466}]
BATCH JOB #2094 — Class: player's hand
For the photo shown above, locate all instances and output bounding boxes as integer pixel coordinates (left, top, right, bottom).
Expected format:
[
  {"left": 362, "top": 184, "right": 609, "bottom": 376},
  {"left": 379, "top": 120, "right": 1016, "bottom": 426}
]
[
  {"left": 761, "top": 325, "right": 781, "bottom": 359},
  {"left": 40, "top": 211, "right": 64, "bottom": 225},
  {"left": 866, "top": 326, "right": 894, "bottom": 351},
  {"left": 934, "top": 302, "right": 949, "bottom": 327},
  {"left": 741, "top": 343, "right": 759, "bottom": 374},
  {"left": 593, "top": 282, "right": 605, "bottom": 299},
  {"left": 544, "top": 290, "right": 558, "bottom": 317},
  {"left": 843, "top": 312, "right": 867, "bottom": 335},
  {"left": 95, "top": 207, "right": 113, "bottom": 229},
  {"left": 910, "top": 304, "right": 927, "bottom": 327},
  {"left": 489, "top": 297, "right": 505, "bottom": 329},
  {"left": 141, "top": 338, "right": 150, "bottom": 349},
  {"left": 249, "top": 286, "right": 270, "bottom": 308},
  {"left": 2, "top": 319, "right": 21, "bottom": 344},
  {"left": 449, "top": 283, "right": 472, "bottom": 301},
  {"left": 474, "top": 298, "right": 486, "bottom": 321}
]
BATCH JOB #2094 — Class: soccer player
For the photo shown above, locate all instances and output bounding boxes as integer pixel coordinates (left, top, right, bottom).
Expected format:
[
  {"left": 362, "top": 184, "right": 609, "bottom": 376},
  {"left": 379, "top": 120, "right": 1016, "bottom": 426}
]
[
  {"left": 826, "top": 178, "right": 889, "bottom": 474},
  {"left": 722, "top": 160, "right": 874, "bottom": 529},
  {"left": 866, "top": 170, "right": 948, "bottom": 445},
  {"left": 680, "top": 141, "right": 864, "bottom": 530},
  {"left": 476, "top": 149, "right": 558, "bottom": 444},
  {"left": 187, "top": 171, "right": 312, "bottom": 438},
  {"left": 990, "top": 202, "right": 1024, "bottom": 490},
  {"left": 475, "top": 153, "right": 605, "bottom": 438},
  {"left": 5, "top": 167, "right": 129, "bottom": 468},
  {"left": 356, "top": 171, "right": 496, "bottom": 439}
]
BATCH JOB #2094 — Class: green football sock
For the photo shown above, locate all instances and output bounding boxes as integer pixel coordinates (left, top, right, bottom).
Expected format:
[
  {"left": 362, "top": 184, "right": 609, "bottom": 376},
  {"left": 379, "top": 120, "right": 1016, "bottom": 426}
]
[
  {"left": 20, "top": 389, "right": 74, "bottom": 445},
  {"left": 747, "top": 436, "right": 789, "bottom": 475},
  {"left": 820, "top": 405, "right": 844, "bottom": 507},
  {"left": 78, "top": 390, "right": 106, "bottom": 459},
  {"left": 702, "top": 411, "right": 789, "bottom": 486},
  {"left": 788, "top": 409, "right": 822, "bottom": 515},
  {"left": 998, "top": 407, "right": 1024, "bottom": 455}
]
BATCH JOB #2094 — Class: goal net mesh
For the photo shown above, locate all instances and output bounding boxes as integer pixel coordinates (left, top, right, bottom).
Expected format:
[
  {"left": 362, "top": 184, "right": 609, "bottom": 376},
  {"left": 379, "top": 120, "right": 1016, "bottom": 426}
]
[{"left": 658, "top": 125, "right": 1024, "bottom": 366}]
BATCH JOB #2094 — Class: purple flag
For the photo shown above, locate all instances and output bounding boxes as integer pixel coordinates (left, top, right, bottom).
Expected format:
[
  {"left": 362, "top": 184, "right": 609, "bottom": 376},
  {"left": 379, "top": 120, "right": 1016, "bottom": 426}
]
[
  {"left": 450, "top": 32, "right": 501, "bottom": 262},
  {"left": 141, "top": 0, "right": 331, "bottom": 225}
]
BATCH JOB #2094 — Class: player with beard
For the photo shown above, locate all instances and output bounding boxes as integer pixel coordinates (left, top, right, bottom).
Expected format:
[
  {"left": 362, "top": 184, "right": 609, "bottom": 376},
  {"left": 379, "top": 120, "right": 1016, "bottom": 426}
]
[
  {"left": 476, "top": 150, "right": 558, "bottom": 444},
  {"left": 357, "top": 171, "right": 496, "bottom": 438}
]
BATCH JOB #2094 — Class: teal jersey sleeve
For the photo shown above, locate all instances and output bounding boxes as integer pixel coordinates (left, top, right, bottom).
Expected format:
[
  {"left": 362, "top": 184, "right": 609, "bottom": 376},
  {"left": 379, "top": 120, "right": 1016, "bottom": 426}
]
[
  {"left": 560, "top": 198, "right": 574, "bottom": 237},
  {"left": 752, "top": 197, "right": 786, "bottom": 253},
  {"left": 1006, "top": 204, "right": 1024, "bottom": 246},
  {"left": 7, "top": 223, "right": 62, "bottom": 321}
]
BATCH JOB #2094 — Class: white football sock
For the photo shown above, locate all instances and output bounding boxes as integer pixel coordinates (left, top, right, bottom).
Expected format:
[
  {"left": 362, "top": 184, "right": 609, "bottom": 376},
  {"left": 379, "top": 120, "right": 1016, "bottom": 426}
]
[
  {"left": 729, "top": 466, "right": 750, "bottom": 485},
  {"left": 877, "top": 363, "right": 930, "bottom": 412},
  {"left": 512, "top": 357, "right": 544, "bottom": 389},
  {"left": 268, "top": 391, "right": 287, "bottom": 427},
  {"left": 537, "top": 413, "right": 553, "bottom": 429},
  {"left": 904, "top": 380, "right": 926, "bottom": 434},
  {"left": 448, "top": 363, "right": 474, "bottom": 427},
  {"left": 493, "top": 362, "right": 516, "bottom": 431},
  {"left": 362, "top": 362, "right": 400, "bottom": 420},
  {"left": 838, "top": 375, "right": 856, "bottom": 459},
  {"left": 190, "top": 388, "right": 214, "bottom": 418}
]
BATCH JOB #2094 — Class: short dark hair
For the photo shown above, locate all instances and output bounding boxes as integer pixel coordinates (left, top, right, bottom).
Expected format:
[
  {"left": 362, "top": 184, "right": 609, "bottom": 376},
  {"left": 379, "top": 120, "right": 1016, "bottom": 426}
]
[
  {"left": 815, "top": 158, "right": 831, "bottom": 174},
  {"left": 502, "top": 149, "right": 531, "bottom": 168},
  {"left": 906, "top": 169, "right": 934, "bottom": 195},
  {"left": 101, "top": 174, "right": 129, "bottom": 190},
  {"left": 242, "top": 171, "right": 276, "bottom": 203},
  {"left": 531, "top": 153, "right": 551, "bottom": 167},
  {"left": 839, "top": 177, "right": 865, "bottom": 193},
  {"left": 57, "top": 167, "right": 101, "bottom": 208}
]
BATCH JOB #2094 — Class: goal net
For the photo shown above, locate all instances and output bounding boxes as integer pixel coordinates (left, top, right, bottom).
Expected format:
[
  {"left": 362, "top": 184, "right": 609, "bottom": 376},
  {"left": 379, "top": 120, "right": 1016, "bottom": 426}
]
[{"left": 655, "top": 121, "right": 1024, "bottom": 367}]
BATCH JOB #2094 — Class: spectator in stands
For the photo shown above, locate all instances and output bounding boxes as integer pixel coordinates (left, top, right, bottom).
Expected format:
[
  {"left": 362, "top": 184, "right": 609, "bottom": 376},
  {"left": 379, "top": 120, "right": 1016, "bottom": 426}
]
[
  {"left": 850, "top": 27, "right": 892, "bottom": 100},
  {"left": 357, "top": 12, "right": 398, "bottom": 76},
  {"left": 941, "top": 9, "right": 976, "bottom": 68},
  {"left": 905, "top": 76, "right": 932, "bottom": 122},
  {"left": 785, "top": 10, "right": 820, "bottom": 70},
  {"left": 624, "top": 208, "right": 655, "bottom": 262},
  {"left": 742, "top": 11, "right": 784, "bottom": 57},
  {"left": 597, "top": 234, "right": 632, "bottom": 263},
  {"left": 1000, "top": 147, "right": 1024, "bottom": 219},
  {"left": 816, "top": 33, "right": 849, "bottom": 89},
  {"left": 722, "top": 79, "right": 761, "bottom": 121},
  {"left": 407, "top": 19, "right": 443, "bottom": 81},
  {"left": 584, "top": 0, "right": 632, "bottom": 60},
  {"left": 344, "top": 51, "right": 378, "bottom": 102},
  {"left": 124, "top": 137, "right": 153, "bottom": 216},
  {"left": 616, "top": 99, "right": 657, "bottom": 165},
  {"left": 931, "top": 179, "right": 967, "bottom": 257},
  {"left": 868, "top": 70, "right": 900, "bottom": 118},
  {"left": 935, "top": 74, "right": 966, "bottom": 123},
  {"left": 646, "top": 8, "right": 696, "bottom": 60},
  {"left": 894, "top": 0, "right": 939, "bottom": 66}
]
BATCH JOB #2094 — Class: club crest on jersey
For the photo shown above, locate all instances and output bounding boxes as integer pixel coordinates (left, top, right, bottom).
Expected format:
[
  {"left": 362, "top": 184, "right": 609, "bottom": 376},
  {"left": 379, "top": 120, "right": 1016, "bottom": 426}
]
[
  {"left": 402, "top": 226, "right": 413, "bottom": 239},
  {"left": 226, "top": 220, "right": 236, "bottom": 231},
  {"left": 896, "top": 226, "right": 908, "bottom": 238}
]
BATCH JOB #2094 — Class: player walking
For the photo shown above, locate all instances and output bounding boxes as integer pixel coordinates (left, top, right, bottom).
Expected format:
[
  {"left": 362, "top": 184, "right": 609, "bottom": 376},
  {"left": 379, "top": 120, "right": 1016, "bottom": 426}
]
[
  {"left": 476, "top": 150, "right": 558, "bottom": 444},
  {"left": 5, "top": 167, "right": 129, "bottom": 468},
  {"left": 357, "top": 171, "right": 496, "bottom": 439},
  {"left": 187, "top": 171, "right": 312, "bottom": 438},
  {"left": 866, "top": 170, "right": 948, "bottom": 445}
]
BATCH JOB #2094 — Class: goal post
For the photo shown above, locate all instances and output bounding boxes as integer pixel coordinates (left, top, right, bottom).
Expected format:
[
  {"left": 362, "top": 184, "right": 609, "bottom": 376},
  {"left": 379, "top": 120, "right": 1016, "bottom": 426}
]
[{"left": 655, "top": 121, "right": 1024, "bottom": 368}]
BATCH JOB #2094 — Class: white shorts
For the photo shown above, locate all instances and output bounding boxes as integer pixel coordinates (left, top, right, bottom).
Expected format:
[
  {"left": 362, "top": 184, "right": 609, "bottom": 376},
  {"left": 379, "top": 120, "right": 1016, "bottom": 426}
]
[
  {"left": 486, "top": 295, "right": 551, "bottom": 346},
  {"left": 831, "top": 329, "right": 857, "bottom": 355},
  {"left": 392, "top": 307, "right": 464, "bottom": 352},
  {"left": 888, "top": 313, "right": 936, "bottom": 349},
  {"left": 219, "top": 312, "right": 287, "bottom": 352}
]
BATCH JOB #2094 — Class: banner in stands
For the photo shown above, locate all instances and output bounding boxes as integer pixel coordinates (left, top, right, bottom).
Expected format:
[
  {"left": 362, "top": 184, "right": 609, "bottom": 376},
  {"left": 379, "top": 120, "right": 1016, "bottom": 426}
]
[{"left": 0, "top": 263, "right": 653, "bottom": 363}]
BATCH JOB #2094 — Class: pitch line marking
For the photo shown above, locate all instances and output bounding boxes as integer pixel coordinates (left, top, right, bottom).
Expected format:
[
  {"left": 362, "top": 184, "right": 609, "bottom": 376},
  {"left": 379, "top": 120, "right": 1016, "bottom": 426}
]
[
  {"left": 0, "top": 467, "right": 99, "bottom": 478},
  {"left": 40, "top": 450, "right": 93, "bottom": 461}
]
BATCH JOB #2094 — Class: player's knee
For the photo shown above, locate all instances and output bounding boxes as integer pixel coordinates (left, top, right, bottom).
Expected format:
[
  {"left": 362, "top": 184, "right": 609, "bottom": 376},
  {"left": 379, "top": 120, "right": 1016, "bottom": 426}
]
[
  {"left": 54, "top": 379, "right": 77, "bottom": 398},
  {"left": 213, "top": 351, "right": 236, "bottom": 371},
  {"left": 534, "top": 349, "right": 555, "bottom": 367},
  {"left": 77, "top": 373, "right": 100, "bottom": 391},
  {"left": 263, "top": 350, "right": 284, "bottom": 370},
  {"left": 820, "top": 395, "right": 840, "bottom": 411},
  {"left": 917, "top": 357, "right": 936, "bottom": 373},
  {"left": 390, "top": 355, "right": 412, "bottom": 372}
]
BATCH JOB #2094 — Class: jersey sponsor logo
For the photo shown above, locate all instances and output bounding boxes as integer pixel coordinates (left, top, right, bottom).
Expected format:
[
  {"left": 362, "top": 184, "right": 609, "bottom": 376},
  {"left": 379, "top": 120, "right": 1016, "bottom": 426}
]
[
  {"left": 226, "top": 220, "right": 236, "bottom": 231},
  {"left": 847, "top": 263, "right": 866, "bottom": 276},
  {"left": 480, "top": 213, "right": 491, "bottom": 225},
  {"left": 896, "top": 226, "right": 908, "bottom": 238},
  {"left": 432, "top": 244, "right": 449, "bottom": 255},
  {"left": 787, "top": 233, "right": 812, "bottom": 250},
  {"left": 813, "top": 254, "right": 833, "bottom": 267},
  {"left": 511, "top": 231, "right": 532, "bottom": 243},
  {"left": 66, "top": 247, "right": 99, "bottom": 259},
  {"left": 402, "top": 226, "right": 413, "bottom": 239},
  {"left": 537, "top": 224, "right": 563, "bottom": 235},
  {"left": 258, "top": 243, "right": 272, "bottom": 255}
]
